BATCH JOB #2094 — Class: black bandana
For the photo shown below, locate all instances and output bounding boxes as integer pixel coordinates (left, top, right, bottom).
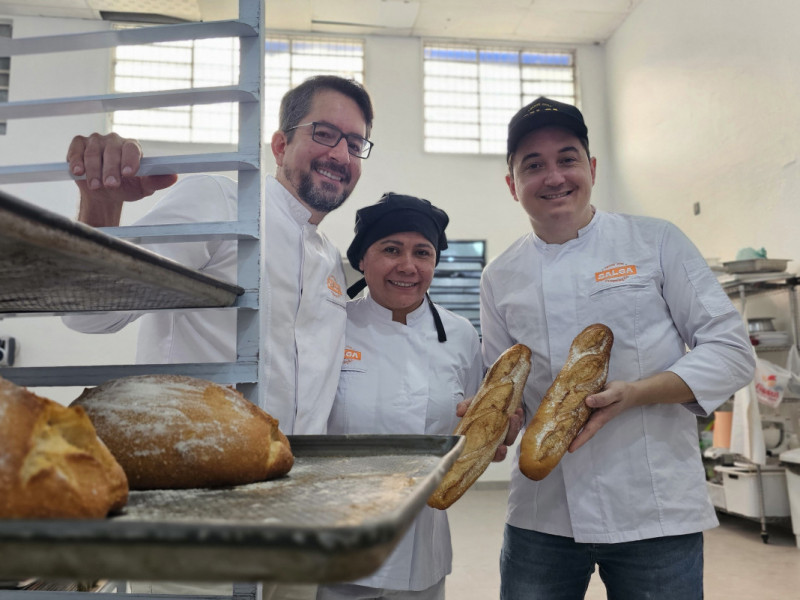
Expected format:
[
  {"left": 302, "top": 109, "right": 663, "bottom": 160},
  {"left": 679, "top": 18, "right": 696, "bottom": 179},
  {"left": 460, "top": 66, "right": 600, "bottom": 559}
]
[{"left": 345, "top": 192, "right": 450, "bottom": 342}]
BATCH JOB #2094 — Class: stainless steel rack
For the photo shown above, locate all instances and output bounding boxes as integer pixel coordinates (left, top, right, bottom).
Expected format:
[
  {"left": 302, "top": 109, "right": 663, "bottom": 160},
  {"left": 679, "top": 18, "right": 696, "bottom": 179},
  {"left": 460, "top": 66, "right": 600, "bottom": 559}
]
[
  {"left": 0, "top": 1, "right": 267, "bottom": 596},
  {"left": 716, "top": 272, "right": 799, "bottom": 543},
  {"left": 0, "top": 0, "right": 264, "bottom": 397}
]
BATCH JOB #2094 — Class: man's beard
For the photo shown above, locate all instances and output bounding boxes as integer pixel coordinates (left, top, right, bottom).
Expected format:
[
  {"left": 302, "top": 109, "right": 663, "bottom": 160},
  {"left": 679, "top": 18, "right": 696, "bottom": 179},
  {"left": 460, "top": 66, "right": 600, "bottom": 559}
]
[{"left": 291, "top": 159, "right": 352, "bottom": 214}]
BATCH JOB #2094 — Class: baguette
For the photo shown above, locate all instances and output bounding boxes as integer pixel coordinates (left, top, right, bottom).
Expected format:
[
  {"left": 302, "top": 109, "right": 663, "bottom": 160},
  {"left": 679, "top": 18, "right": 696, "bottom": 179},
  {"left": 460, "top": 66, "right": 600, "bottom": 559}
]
[
  {"left": 71, "top": 374, "right": 293, "bottom": 490},
  {"left": 519, "top": 323, "right": 613, "bottom": 481},
  {"left": 428, "top": 344, "right": 531, "bottom": 509},
  {"left": 0, "top": 375, "right": 129, "bottom": 518}
]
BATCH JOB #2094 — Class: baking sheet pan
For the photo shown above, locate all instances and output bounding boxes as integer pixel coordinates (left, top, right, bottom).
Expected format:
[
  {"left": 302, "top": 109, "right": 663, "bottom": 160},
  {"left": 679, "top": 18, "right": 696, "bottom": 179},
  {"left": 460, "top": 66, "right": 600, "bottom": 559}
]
[
  {"left": 0, "top": 434, "right": 464, "bottom": 583},
  {"left": 722, "top": 258, "right": 790, "bottom": 274},
  {"left": 0, "top": 189, "right": 242, "bottom": 313}
]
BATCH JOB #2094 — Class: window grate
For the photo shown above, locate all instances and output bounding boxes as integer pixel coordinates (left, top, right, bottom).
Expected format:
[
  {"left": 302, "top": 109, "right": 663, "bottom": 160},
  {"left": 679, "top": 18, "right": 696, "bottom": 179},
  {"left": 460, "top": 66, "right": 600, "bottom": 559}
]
[
  {"left": 111, "top": 30, "right": 364, "bottom": 143},
  {"left": 423, "top": 43, "right": 575, "bottom": 155}
]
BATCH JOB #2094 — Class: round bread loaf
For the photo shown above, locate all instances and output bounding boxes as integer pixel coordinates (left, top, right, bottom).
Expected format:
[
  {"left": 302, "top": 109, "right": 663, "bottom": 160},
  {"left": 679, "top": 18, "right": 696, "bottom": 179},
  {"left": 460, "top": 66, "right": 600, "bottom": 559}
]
[
  {"left": 0, "top": 375, "right": 129, "bottom": 518},
  {"left": 71, "top": 374, "right": 293, "bottom": 490}
]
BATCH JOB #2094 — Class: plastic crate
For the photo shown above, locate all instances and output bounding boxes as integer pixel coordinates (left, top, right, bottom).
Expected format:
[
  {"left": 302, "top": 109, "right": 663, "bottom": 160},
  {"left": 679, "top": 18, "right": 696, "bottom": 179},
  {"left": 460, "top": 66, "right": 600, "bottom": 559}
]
[
  {"left": 706, "top": 481, "right": 726, "bottom": 510},
  {"left": 715, "top": 465, "right": 790, "bottom": 518}
]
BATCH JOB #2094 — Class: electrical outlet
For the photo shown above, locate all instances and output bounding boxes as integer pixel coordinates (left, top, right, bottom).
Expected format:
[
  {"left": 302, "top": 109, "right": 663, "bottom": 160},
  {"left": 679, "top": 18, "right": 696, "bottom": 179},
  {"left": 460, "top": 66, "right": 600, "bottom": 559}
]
[{"left": 0, "top": 336, "right": 15, "bottom": 367}]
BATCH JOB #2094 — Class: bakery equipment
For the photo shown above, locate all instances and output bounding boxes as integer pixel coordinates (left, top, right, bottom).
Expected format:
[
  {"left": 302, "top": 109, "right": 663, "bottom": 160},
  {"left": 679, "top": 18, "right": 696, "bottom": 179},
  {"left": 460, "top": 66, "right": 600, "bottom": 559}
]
[
  {"left": 750, "top": 330, "right": 792, "bottom": 347},
  {"left": 714, "top": 464, "right": 791, "bottom": 519},
  {"left": 748, "top": 317, "right": 776, "bottom": 333},
  {"left": 0, "top": 434, "right": 464, "bottom": 584},
  {"left": 779, "top": 448, "right": 800, "bottom": 548},
  {"left": 723, "top": 258, "right": 791, "bottom": 274},
  {"left": 762, "top": 417, "right": 791, "bottom": 455},
  {"left": 0, "top": 189, "right": 243, "bottom": 313}
]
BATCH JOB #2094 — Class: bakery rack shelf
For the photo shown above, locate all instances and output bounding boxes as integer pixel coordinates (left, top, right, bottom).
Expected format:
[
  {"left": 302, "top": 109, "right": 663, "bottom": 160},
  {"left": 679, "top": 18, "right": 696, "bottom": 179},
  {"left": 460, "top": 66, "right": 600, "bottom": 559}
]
[
  {"left": 717, "top": 271, "right": 800, "bottom": 542},
  {"left": 0, "top": 152, "right": 259, "bottom": 185},
  {"left": 428, "top": 240, "right": 486, "bottom": 333},
  {"left": 0, "top": 0, "right": 265, "bottom": 395},
  {"left": 0, "top": 362, "right": 258, "bottom": 388},
  {"left": 0, "top": 19, "right": 257, "bottom": 56},
  {"left": 722, "top": 273, "right": 800, "bottom": 351},
  {"left": 0, "top": 1, "right": 266, "bottom": 596},
  {"left": 0, "top": 152, "right": 258, "bottom": 183},
  {"left": 0, "top": 86, "right": 258, "bottom": 120}
]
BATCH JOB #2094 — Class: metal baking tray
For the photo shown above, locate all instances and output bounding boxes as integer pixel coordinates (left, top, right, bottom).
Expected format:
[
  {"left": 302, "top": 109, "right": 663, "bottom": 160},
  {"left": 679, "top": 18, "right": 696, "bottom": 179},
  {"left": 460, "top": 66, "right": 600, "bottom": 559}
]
[
  {"left": 722, "top": 258, "right": 790, "bottom": 274},
  {"left": 0, "top": 189, "right": 243, "bottom": 313},
  {"left": 0, "top": 434, "right": 464, "bottom": 584}
]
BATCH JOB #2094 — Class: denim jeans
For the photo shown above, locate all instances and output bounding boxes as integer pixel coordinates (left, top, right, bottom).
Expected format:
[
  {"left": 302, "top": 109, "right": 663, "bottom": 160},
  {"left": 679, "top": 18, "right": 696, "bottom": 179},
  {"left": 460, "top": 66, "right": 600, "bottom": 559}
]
[{"left": 499, "top": 524, "right": 703, "bottom": 600}]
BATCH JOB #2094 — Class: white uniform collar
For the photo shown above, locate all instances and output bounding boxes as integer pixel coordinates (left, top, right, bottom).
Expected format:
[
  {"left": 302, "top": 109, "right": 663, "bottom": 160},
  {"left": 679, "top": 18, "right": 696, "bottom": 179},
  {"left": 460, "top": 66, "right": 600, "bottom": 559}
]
[
  {"left": 532, "top": 205, "right": 600, "bottom": 249},
  {"left": 364, "top": 291, "right": 429, "bottom": 326},
  {"left": 265, "top": 175, "right": 315, "bottom": 228}
]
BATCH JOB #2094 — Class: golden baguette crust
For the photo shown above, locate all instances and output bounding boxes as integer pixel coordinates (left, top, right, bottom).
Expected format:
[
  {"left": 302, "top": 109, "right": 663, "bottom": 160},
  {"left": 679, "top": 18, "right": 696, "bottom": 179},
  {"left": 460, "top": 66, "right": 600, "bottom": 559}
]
[
  {"left": 428, "top": 344, "right": 531, "bottom": 509},
  {"left": 519, "top": 323, "right": 613, "bottom": 481},
  {"left": 0, "top": 376, "right": 129, "bottom": 518},
  {"left": 72, "top": 374, "right": 293, "bottom": 490}
]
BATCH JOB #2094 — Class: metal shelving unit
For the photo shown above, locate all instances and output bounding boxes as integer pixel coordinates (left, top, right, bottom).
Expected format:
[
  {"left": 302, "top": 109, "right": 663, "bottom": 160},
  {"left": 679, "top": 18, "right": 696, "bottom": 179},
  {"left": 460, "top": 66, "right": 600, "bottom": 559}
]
[
  {"left": 0, "top": 0, "right": 264, "bottom": 396},
  {"left": 717, "top": 272, "right": 799, "bottom": 543},
  {"left": 0, "top": 0, "right": 265, "bottom": 595},
  {"left": 721, "top": 272, "right": 800, "bottom": 351}
]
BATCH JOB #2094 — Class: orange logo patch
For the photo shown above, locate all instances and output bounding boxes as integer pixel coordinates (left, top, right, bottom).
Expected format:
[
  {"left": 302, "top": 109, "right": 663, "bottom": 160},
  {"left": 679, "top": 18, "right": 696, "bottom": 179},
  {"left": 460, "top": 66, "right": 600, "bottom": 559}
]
[
  {"left": 595, "top": 264, "right": 637, "bottom": 283},
  {"left": 327, "top": 276, "right": 342, "bottom": 297},
  {"left": 344, "top": 347, "right": 362, "bottom": 364}
]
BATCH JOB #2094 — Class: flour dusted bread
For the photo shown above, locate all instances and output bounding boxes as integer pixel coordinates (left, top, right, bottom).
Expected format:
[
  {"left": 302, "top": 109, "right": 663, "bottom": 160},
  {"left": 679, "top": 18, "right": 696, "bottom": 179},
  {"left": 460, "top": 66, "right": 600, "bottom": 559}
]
[
  {"left": 428, "top": 344, "right": 531, "bottom": 509},
  {"left": 519, "top": 323, "right": 613, "bottom": 481},
  {"left": 71, "top": 375, "right": 293, "bottom": 490},
  {"left": 0, "top": 376, "right": 128, "bottom": 518}
]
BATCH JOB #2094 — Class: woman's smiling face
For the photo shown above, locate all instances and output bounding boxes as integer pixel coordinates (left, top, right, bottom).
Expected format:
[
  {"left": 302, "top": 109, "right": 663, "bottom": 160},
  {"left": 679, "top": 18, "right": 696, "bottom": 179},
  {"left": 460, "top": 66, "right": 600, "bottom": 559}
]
[{"left": 359, "top": 231, "right": 437, "bottom": 323}]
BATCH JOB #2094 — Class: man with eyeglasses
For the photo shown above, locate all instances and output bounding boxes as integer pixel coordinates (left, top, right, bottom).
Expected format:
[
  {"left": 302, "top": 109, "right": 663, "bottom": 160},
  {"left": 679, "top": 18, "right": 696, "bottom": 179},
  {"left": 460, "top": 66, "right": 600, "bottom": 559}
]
[{"left": 62, "top": 75, "right": 374, "bottom": 599}]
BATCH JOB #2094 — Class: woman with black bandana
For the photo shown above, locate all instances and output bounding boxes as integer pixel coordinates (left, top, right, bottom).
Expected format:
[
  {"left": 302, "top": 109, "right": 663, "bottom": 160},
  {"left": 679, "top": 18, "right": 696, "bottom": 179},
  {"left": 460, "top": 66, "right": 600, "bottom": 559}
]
[{"left": 317, "top": 193, "right": 483, "bottom": 600}]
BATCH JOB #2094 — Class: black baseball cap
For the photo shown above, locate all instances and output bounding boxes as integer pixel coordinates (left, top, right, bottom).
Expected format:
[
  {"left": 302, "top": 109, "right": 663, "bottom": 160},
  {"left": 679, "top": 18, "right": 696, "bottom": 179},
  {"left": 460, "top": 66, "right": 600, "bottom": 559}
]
[{"left": 506, "top": 96, "right": 589, "bottom": 159}]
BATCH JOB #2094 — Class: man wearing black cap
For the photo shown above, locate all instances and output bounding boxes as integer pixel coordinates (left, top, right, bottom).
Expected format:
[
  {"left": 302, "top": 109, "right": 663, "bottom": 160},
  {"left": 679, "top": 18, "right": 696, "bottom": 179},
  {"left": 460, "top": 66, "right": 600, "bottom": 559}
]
[
  {"left": 318, "top": 193, "right": 483, "bottom": 600},
  {"left": 480, "top": 97, "right": 754, "bottom": 599}
]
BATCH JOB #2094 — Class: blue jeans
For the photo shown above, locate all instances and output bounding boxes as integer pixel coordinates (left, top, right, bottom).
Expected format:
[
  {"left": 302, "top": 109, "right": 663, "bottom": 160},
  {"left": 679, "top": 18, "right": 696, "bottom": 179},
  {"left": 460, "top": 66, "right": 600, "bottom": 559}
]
[{"left": 499, "top": 524, "right": 703, "bottom": 600}]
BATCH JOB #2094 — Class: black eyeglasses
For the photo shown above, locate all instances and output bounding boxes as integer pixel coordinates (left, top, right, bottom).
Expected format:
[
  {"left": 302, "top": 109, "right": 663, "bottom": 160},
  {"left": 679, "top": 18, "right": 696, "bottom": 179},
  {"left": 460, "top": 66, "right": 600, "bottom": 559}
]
[{"left": 286, "top": 121, "right": 374, "bottom": 159}]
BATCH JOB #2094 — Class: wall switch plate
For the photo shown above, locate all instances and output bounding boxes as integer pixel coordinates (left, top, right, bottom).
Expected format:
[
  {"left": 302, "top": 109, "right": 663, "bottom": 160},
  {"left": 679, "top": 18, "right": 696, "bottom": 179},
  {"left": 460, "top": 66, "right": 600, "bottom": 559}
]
[
  {"left": 693, "top": 202, "right": 701, "bottom": 215},
  {"left": 0, "top": 336, "right": 15, "bottom": 366}
]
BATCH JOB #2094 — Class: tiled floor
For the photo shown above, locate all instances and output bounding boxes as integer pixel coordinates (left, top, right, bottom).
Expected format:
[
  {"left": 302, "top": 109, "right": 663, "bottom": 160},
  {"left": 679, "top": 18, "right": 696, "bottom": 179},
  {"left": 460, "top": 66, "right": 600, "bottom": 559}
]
[{"left": 445, "top": 483, "right": 800, "bottom": 599}]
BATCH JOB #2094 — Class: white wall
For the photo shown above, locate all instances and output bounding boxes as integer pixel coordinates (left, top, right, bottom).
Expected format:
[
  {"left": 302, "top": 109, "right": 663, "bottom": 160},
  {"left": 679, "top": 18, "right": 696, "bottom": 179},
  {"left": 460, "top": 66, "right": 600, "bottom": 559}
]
[
  {"left": 605, "top": 0, "right": 800, "bottom": 269},
  {"left": 601, "top": 0, "right": 800, "bottom": 366}
]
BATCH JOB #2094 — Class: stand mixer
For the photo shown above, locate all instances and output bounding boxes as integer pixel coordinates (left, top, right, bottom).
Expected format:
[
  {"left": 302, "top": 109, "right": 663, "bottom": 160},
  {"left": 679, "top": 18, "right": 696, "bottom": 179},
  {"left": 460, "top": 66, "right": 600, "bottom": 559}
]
[{"left": 762, "top": 411, "right": 799, "bottom": 456}]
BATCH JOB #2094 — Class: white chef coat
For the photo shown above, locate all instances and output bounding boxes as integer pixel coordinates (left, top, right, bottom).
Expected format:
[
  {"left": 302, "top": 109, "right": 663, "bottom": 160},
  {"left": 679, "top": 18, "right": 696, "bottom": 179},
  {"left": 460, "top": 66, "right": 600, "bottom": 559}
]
[
  {"left": 63, "top": 174, "right": 347, "bottom": 435},
  {"left": 480, "top": 209, "right": 754, "bottom": 544},
  {"left": 327, "top": 293, "right": 482, "bottom": 591}
]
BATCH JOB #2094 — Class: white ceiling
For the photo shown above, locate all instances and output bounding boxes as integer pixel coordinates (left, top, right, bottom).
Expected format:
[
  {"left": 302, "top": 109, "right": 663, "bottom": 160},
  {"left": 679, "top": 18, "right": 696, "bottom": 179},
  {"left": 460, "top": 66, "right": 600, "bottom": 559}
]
[{"left": 0, "top": 0, "right": 643, "bottom": 45}]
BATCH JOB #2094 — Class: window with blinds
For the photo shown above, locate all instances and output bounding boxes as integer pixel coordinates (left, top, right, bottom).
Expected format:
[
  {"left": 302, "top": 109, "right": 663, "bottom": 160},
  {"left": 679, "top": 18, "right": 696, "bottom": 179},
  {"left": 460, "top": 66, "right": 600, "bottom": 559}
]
[
  {"left": 0, "top": 22, "right": 11, "bottom": 135},
  {"left": 112, "top": 33, "right": 364, "bottom": 143},
  {"left": 423, "top": 43, "right": 575, "bottom": 155}
]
